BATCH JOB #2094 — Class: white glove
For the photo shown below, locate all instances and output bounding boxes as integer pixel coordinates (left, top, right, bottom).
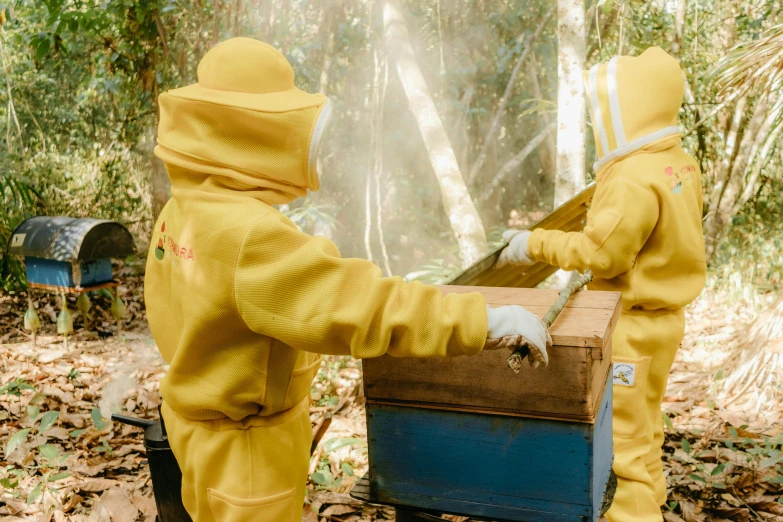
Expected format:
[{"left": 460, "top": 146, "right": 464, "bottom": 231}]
[
  {"left": 484, "top": 305, "right": 551, "bottom": 367},
  {"left": 496, "top": 229, "right": 534, "bottom": 268}
]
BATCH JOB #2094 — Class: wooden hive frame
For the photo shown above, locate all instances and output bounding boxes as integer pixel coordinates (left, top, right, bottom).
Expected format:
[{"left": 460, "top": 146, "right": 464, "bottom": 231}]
[{"left": 448, "top": 182, "right": 595, "bottom": 288}]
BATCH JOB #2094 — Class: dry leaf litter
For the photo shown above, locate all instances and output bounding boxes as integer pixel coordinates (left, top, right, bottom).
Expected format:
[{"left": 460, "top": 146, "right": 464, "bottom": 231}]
[{"left": 1, "top": 274, "right": 782, "bottom": 521}]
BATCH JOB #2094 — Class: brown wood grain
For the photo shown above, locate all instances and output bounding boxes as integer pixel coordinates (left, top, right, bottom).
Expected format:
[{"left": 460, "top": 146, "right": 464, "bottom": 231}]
[
  {"left": 441, "top": 286, "right": 620, "bottom": 348},
  {"left": 27, "top": 280, "right": 119, "bottom": 295},
  {"left": 363, "top": 286, "right": 621, "bottom": 421}
]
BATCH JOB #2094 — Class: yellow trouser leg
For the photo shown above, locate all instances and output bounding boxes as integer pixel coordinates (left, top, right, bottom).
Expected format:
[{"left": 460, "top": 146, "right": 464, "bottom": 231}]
[
  {"left": 161, "top": 398, "right": 312, "bottom": 522},
  {"left": 640, "top": 310, "right": 685, "bottom": 506},
  {"left": 605, "top": 310, "right": 684, "bottom": 522}
]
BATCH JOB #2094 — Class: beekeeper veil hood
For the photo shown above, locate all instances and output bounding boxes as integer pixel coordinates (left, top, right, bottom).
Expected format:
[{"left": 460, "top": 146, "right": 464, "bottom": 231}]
[
  {"left": 154, "top": 37, "right": 332, "bottom": 204},
  {"left": 583, "top": 46, "right": 684, "bottom": 172}
]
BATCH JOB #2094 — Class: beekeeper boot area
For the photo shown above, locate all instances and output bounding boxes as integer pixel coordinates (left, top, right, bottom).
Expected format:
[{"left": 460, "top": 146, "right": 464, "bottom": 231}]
[{"left": 2, "top": 1, "right": 783, "bottom": 522}]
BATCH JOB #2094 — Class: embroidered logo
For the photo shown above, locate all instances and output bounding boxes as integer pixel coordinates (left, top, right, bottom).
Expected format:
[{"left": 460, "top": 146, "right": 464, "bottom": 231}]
[
  {"left": 664, "top": 165, "right": 697, "bottom": 194},
  {"left": 613, "top": 362, "right": 636, "bottom": 387},
  {"left": 153, "top": 222, "right": 195, "bottom": 263}
]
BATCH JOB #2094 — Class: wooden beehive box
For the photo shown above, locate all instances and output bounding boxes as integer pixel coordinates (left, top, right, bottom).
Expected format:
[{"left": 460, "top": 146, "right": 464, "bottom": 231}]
[
  {"left": 362, "top": 286, "right": 622, "bottom": 521},
  {"left": 364, "top": 286, "right": 621, "bottom": 421}
]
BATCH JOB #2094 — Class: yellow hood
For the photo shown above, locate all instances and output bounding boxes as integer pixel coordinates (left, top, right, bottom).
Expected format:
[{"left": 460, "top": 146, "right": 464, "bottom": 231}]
[
  {"left": 583, "top": 47, "right": 684, "bottom": 171},
  {"left": 155, "top": 37, "right": 332, "bottom": 204}
]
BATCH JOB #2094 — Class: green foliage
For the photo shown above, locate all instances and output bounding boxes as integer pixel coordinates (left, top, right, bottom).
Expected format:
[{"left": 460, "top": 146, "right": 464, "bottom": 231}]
[
  {"left": 281, "top": 199, "right": 340, "bottom": 233},
  {"left": 0, "top": 0, "right": 212, "bottom": 288},
  {"left": 38, "top": 410, "right": 60, "bottom": 433},
  {"left": 673, "top": 430, "right": 783, "bottom": 498},
  {"left": 0, "top": 391, "right": 118, "bottom": 506},
  {"left": 323, "top": 437, "right": 364, "bottom": 453},
  {"left": 709, "top": 176, "right": 783, "bottom": 295},
  {"left": 404, "top": 258, "right": 461, "bottom": 285},
  {"left": 0, "top": 378, "right": 36, "bottom": 397},
  {"left": 0, "top": 0, "right": 780, "bottom": 288},
  {"left": 5, "top": 428, "right": 31, "bottom": 458},
  {"left": 91, "top": 408, "right": 107, "bottom": 430}
]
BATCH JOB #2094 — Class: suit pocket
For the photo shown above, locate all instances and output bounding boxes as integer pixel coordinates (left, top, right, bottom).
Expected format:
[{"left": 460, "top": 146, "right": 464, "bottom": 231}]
[
  {"left": 611, "top": 356, "right": 652, "bottom": 439},
  {"left": 208, "top": 487, "right": 296, "bottom": 522},
  {"left": 584, "top": 210, "right": 623, "bottom": 250}
]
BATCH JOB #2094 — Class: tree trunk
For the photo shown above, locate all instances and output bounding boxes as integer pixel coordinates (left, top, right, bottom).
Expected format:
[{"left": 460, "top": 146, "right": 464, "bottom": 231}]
[
  {"left": 735, "top": 121, "right": 783, "bottom": 213},
  {"left": 725, "top": 95, "right": 779, "bottom": 218},
  {"left": 703, "top": 98, "right": 745, "bottom": 260},
  {"left": 704, "top": 92, "right": 777, "bottom": 262},
  {"left": 527, "top": 53, "right": 557, "bottom": 186},
  {"left": 554, "top": 0, "right": 587, "bottom": 207},
  {"left": 256, "top": 0, "right": 273, "bottom": 41},
  {"left": 671, "top": 0, "right": 687, "bottom": 56},
  {"left": 151, "top": 125, "right": 171, "bottom": 221},
  {"left": 212, "top": 0, "right": 222, "bottom": 46},
  {"left": 318, "top": 1, "right": 340, "bottom": 95},
  {"left": 383, "top": 0, "right": 488, "bottom": 268},
  {"left": 553, "top": 0, "right": 587, "bottom": 289},
  {"left": 364, "top": 171, "right": 374, "bottom": 262},
  {"left": 374, "top": 50, "right": 393, "bottom": 276},
  {"left": 703, "top": 92, "right": 778, "bottom": 261}
]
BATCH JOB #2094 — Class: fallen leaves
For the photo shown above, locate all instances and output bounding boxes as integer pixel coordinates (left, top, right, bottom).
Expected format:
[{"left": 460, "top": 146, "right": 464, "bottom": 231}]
[
  {"left": 2, "top": 275, "right": 782, "bottom": 521},
  {"left": 95, "top": 488, "right": 138, "bottom": 522},
  {"left": 0, "top": 279, "right": 162, "bottom": 521}
]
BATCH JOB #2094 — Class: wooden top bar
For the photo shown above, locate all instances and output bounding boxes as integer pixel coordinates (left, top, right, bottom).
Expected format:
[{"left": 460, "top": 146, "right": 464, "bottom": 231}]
[{"left": 444, "top": 286, "right": 620, "bottom": 349}]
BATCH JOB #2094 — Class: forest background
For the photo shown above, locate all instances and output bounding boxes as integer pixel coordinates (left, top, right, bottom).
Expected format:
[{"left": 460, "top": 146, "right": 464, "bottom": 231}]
[{"left": 2, "top": 1, "right": 783, "bottom": 521}]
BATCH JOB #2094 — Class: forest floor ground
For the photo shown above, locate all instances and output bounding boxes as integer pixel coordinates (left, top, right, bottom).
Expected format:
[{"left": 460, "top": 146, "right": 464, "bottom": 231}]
[{"left": 1, "top": 271, "right": 783, "bottom": 522}]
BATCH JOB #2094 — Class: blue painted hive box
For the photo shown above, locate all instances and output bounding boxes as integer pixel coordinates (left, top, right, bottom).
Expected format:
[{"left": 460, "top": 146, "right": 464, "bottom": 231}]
[
  {"left": 362, "top": 286, "right": 622, "bottom": 521},
  {"left": 8, "top": 217, "right": 135, "bottom": 293}
]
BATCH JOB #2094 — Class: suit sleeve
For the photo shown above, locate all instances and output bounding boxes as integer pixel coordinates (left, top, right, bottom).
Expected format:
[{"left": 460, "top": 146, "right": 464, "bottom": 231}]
[
  {"left": 527, "top": 179, "right": 659, "bottom": 279},
  {"left": 233, "top": 213, "right": 488, "bottom": 358}
]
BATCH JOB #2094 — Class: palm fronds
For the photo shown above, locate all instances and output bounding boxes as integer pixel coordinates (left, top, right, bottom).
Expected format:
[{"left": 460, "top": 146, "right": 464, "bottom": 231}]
[
  {"left": 0, "top": 172, "right": 38, "bottom": 210},
  {"left": 709, "top": 24, "right": 783, "bottom": 98}
]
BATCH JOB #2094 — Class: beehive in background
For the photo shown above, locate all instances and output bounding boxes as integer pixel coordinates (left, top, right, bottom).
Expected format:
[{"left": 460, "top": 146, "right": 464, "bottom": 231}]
[{"left": 8, "top": 217, "right": 135, "bottom": 293}]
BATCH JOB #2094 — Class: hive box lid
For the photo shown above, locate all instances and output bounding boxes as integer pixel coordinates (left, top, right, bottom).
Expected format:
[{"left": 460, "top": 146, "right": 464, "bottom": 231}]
[{"left": 362, "top": 286, "right": 622, "bottom": 422}]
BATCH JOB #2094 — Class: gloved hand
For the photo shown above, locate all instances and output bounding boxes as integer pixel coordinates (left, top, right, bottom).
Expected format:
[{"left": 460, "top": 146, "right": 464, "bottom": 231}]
[
  {"left": 496, "top": 229, "right": 534, "bottom": 268},
  {"left": 483, "top": 305, "right": 551, "bottom": 367}
]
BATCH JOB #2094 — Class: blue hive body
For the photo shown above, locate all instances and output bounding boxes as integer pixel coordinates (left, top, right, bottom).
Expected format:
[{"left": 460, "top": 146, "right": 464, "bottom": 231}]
[
  {"left": 24, "top": 257, "right": 114, "bottom": 289},
  {"left": 366, "top": 380, "right": 613, "bottom": 522}
]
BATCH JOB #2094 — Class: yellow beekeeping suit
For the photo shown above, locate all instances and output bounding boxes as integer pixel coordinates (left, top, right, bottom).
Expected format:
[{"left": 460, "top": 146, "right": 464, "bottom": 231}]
[
  {"left": 526, "top": 47, "right": 706, "bottom": 521},
  {"left": 145, "top": 37, "right": 489, "bottom": 521}
]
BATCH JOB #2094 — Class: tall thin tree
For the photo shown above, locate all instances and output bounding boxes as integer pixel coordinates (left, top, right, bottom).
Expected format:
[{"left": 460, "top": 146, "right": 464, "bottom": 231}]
[{"left": 383, "top": 0, "right": 488, "bottom": 268}]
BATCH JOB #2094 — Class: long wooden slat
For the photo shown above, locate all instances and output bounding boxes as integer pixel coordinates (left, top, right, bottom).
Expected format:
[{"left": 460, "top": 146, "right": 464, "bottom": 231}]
[
  {"left": 447, "top": 183, "right": 595, "bottom": 288},
  {"left": 457, "top": 208, "right": 586, "bottom": 287}
]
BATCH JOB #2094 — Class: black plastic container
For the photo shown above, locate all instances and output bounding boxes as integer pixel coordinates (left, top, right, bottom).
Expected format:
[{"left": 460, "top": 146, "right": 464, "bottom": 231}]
[{"left": 112, "top": 410, "right": 192, "bottom": 522}]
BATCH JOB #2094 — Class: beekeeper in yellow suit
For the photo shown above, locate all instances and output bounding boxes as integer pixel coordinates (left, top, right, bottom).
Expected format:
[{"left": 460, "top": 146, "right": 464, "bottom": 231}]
[
  {"left": 498, "top": 47, "right": 706, "bottom": 521},
  {"left": 145, "top": 37, "right": 552, "bottom": 522}
]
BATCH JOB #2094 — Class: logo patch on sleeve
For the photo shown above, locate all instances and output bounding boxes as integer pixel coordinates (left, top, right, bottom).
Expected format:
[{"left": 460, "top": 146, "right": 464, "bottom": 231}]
[{"left": 613, "top": 362, "right": 636, "bottom": 387}]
